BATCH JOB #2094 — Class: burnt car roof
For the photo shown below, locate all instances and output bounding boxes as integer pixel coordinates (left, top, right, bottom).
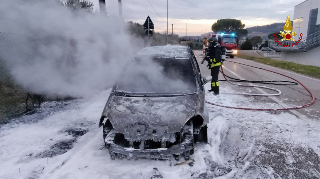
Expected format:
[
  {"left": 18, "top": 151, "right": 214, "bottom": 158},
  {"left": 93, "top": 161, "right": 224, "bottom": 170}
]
[{"left": 135, "top": 45, "right": 192, "bottom": 59}]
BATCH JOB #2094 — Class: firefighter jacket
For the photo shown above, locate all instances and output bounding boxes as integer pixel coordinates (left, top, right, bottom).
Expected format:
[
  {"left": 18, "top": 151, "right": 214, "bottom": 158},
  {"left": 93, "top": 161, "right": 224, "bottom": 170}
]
[{"left": 204, "top": 44, "right": 222, "bottom": 68}]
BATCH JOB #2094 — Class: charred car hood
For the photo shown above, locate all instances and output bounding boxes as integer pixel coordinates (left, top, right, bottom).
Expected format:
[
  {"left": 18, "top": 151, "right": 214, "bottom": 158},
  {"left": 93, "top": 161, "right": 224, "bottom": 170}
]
[{"left": 103, "top": 94, "right": 197, "bottom": 134}]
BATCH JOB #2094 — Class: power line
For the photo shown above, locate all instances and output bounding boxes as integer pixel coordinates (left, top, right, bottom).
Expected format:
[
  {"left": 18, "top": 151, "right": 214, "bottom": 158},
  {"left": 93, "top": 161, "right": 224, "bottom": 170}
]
[{"left": 145, "top": 0, "right": 165, "bottom": 21}]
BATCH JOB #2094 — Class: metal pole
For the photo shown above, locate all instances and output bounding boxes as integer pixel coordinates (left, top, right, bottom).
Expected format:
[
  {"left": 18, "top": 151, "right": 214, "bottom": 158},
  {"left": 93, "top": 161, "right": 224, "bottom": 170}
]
[
  {"left": 99, "top": 0, "right": 106, "bottom": 14},
  {"left": 166, "top": 0, "right": 168, "bottom": 44},
  {"left": 148, "top": 17, "right": 150, "bottom": 37},
  {"left": 186, "top": 17, "right": 195, "bottom": 39},
  {"left": 186, "top": 18, "right": 194, "bottom": 38},
  {"left": 118, "top": 0, "right": 122, "bottom": 16},
  {"left": 186, "top": 21, "right": 187, "bottom": 37},
  {"left": 172, "top": 24, "right": 173, "bottom": 35}
]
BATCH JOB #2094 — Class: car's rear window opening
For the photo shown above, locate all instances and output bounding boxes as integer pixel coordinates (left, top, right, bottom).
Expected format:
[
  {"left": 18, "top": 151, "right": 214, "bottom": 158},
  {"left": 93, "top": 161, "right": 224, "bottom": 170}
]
[{"left": 116, "top": 58, "right": 197, "bottom": 95}]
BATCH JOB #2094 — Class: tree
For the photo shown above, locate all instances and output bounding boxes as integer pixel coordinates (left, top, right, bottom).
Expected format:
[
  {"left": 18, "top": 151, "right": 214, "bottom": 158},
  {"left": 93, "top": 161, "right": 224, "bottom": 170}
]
[
  {"left": 249, "top": 36, "right": 262, "bottom": 47},
  {"left": 259, "top": 41, "right": 269, "bottom": 50},
  {"left": 127, "top": 21, "right": 145, "bottom": 37},
  {"left": 241, "top": 39, "right": 253, "bottom": 50},
  {"left": 236, "top": 29, "right": 248, "bottom": 38},
  {"left": 212, "top": 19, "right": 248, "bottom": 38},
  {"left": 268, "top": 32, "right": 282, "bottom": 40},
  {"left": 127, "top": 21, "right": 180, "bottom": 46},
  {"left": 187, "top": 42, "right": 194, "bottom": 49},
  {"left": 64, "top": 0, "right": 94, "bottom": 12}
]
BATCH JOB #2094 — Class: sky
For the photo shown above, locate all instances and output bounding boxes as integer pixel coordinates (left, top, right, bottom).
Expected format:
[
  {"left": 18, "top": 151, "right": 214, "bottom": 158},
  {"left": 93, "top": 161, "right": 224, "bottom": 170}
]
[{"left": 89, "top": 0, "right": 304, "bottom": 36}]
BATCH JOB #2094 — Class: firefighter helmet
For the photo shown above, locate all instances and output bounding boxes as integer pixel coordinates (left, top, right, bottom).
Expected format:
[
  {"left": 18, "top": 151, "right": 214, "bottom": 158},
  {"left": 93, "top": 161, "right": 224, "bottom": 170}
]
[{"left": 208, "top": 37, "right": 218, "bottom": 46}]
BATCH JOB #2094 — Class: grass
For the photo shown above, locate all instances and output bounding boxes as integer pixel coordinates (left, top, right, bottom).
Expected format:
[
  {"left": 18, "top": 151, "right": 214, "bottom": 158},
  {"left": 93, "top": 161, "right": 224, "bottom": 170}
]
[
  {"left": 0, "top": 57, "right": 26, "bottom": 122},
  {"left": 237, "top": 54, "right": 320, "bottom": 79},
  {"left": 0, "top": 82, "right": 28, "bottom": 123}
]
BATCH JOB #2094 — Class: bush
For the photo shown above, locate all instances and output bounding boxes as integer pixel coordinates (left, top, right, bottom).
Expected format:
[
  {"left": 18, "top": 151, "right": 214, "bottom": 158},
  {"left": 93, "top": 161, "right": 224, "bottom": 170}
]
[
  {"left": 259, "top": 40, "right": 268, "bottom": 50},
  {"left": 249, "top": 36, "right": 262, "bottom": 47},
  {"left": 187, "top": 42, "right": 194, "bottom": 49},
  {"left": 64, "top": 0, "right": 94, "bottom": 12},
  {"left": 187, "top": 42, "right": 202, "bottom": 50},
  {"left": 241, "top": 39, "right": 253, "bottom": 50}
]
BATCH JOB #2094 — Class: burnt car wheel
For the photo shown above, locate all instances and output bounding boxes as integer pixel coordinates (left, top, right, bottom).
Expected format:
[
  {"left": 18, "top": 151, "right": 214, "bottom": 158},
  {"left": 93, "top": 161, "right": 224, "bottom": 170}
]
[
  {"left": 181, "top": 121, "right": 208, "bottom": 160},
  {"left": 102, "top": 119, "right": 114, "bottom": 149},
  {"left": 195, "top": 125, "right": 208, "bottom": 143},
  {"left": 182, "top": 122, "right": 194, "bottom": 161}
]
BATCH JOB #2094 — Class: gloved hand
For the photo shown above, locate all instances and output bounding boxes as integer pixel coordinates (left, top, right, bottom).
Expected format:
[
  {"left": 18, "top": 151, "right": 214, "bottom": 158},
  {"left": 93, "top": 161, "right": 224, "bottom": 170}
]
[{"left": 201, "top": 57, "right": 207, "bottom": 64}]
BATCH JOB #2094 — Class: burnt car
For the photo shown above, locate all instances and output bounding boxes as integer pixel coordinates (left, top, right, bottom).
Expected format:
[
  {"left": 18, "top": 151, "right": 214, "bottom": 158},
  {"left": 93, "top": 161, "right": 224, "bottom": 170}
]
[{"left": 99, "top": 45, "right": 209, "bottom": 160}]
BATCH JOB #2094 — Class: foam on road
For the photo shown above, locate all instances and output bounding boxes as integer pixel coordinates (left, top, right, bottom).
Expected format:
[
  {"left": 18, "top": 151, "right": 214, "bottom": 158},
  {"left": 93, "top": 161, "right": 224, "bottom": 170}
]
[{"left": 0, "top": 52, "right": 320, "bottom": 178}]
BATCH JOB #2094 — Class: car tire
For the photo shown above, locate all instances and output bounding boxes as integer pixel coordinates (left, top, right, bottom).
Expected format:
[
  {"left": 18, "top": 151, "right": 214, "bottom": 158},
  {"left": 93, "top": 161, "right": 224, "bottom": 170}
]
[
  {"left": 103, "top": 124, "right": 107, "bottom": 140},
  {"left": 230, "top": 55, "right": 234, "bottom": 59},
  {"left": 195, "top": 125, "right": 208, "bottom": 143},
  {"left": 182, "top": 122, "right": 194, "bottom": 160},
  {"left": 103, "top": 124, "right": 113, "bottom": 148},
  {"left": 103, "top": 125, "right": 107, "bottom": 147}
]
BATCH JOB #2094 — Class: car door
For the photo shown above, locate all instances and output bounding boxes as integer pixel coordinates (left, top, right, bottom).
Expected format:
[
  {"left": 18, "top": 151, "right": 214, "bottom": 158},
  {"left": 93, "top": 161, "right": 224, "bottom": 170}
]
[{"left": 190, "top": 52, "right": 207, "bottom": 121}]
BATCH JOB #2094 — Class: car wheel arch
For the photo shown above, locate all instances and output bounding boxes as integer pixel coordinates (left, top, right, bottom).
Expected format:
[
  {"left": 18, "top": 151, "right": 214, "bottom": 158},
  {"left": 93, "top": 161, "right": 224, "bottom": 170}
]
[
  {"left": 101, "top": 117, "right": 114, "bottom": 138},
  {"left": 181, "top": 115, "right": 207, "bottom": 143}
]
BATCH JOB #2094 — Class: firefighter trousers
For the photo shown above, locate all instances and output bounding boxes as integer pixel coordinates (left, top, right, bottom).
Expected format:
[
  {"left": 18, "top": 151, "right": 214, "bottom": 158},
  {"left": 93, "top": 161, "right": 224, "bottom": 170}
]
[{"left": 211, "top": 66, "right": 220, "bottom": 94}]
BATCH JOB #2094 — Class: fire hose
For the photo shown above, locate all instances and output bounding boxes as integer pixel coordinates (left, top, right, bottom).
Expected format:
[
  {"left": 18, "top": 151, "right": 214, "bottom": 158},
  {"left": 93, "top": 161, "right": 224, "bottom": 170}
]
[
  {"left": 218, "top": 71, "right": 283, "bottom": 97},
  {"left": 205, "top": 60, "right": 316, "bottom": 111}
]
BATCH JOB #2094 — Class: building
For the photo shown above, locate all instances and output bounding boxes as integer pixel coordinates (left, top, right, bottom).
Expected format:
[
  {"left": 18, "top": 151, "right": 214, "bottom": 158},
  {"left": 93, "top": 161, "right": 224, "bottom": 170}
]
[
  {"left": 293, "top": 0, "right": 320, "bottom": 40},
  {"left": 269, "top": 0, "right": 320, "bottom": 67}
]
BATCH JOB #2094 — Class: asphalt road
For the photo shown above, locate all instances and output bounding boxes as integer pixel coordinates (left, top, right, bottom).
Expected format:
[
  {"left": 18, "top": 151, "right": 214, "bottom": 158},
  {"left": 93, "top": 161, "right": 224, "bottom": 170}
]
[{"left": 194, "top": 50, "right": 320, "bottom": 120}]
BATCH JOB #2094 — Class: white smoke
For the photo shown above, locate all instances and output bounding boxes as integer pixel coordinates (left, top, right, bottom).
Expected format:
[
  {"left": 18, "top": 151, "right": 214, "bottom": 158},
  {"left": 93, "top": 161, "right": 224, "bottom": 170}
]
[{"left": 0, "top": 0, "right": 145, "bottom": 98}]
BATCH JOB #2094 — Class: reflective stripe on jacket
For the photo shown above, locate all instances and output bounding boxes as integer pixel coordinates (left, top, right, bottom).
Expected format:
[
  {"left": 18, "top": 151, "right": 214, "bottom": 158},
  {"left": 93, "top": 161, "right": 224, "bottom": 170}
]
[
  {"left": 210, "top": 58, "right": 221, "bottom": 68},
  {"left": 211, "top": 82, "right": 219, "bottom": 87}
]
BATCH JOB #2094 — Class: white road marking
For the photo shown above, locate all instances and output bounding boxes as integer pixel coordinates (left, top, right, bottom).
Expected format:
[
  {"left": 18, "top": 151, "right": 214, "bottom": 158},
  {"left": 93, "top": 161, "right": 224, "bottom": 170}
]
[{"left": 223, "top": 65, "right": 308, "bottom": 120}]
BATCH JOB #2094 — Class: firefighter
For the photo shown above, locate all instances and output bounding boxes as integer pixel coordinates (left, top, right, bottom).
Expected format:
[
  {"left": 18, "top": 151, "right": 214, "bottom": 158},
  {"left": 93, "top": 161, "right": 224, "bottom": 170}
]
[
  {"left": 202, "top": 37, "right": 208, "bottom": 54},
  {"left": 201, "top": 36, "right": 224, "bottom": 95}
]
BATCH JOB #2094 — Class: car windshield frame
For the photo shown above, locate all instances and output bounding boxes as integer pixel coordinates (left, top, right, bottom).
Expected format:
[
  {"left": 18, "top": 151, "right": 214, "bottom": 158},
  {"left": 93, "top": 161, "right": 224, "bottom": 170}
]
[
  {"left": 114, "top": 57, "right": 198, "bottom": 97},
  {"left": 113, "top": 90, "right": 197, "bottom": 97}
]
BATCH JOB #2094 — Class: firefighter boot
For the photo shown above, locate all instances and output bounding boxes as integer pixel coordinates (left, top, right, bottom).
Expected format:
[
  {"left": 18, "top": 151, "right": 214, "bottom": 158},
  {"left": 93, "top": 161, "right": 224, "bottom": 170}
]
[
  {"left": 214, "top": 87, "right": 219, "bottom": 95},
  {"left": 209, "top": 82, "right": 219, "bottom": 95}
]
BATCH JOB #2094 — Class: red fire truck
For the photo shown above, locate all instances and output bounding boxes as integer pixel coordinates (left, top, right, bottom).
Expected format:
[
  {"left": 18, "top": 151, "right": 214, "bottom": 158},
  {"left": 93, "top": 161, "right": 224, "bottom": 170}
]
[{"left": 203, "top": 33, "right": 238, "bottom": 58}]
